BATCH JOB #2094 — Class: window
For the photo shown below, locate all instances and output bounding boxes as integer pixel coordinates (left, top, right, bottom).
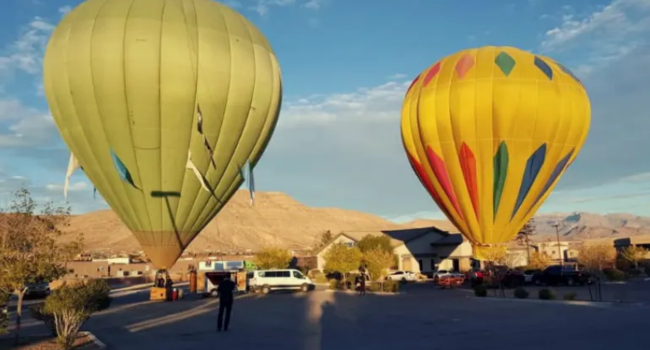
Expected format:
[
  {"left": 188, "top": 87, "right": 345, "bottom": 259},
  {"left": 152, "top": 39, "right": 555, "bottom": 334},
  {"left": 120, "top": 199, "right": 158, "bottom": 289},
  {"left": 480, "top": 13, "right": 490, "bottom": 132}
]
[
  {"left": 417, "top": 259, "right": 423, "bottom": 271},
  {"left": 394, "top": 271, "right": 403, "bottom": 275},
  {"left": 265, "top": 271, "right": 277, "bottom": 277},
  {"left": 293, "top": 271, "right": 305, "bottom": 279},
  {"left": 430, "top": 260, "right": 436, "bottom": 271},
  {"left": 281, "top": 271, "right": 290, "bottom": 277},
  {"left": 344, "top": 241, "right": 355, "bottom": 248}
]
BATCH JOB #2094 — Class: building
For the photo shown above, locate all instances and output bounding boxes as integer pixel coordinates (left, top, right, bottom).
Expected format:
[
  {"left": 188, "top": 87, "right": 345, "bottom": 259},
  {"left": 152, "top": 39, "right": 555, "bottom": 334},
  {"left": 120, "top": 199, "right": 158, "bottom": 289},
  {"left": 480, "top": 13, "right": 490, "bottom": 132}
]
[
  {"left": 315, "top": 226, "right": 474, "bottom": 275},
  {"left": 532, "top": 241, "right": 571, "bottom": 262}
]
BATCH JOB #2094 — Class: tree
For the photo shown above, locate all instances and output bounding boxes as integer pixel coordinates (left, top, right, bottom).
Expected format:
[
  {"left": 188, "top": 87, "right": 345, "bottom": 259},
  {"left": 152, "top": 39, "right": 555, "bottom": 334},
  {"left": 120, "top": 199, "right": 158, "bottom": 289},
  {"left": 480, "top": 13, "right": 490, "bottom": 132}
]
[
  {"left": 357, "top": 235, "right": 393, "bottom": 255},
  {"left": 253, "top": 247, "right": 292, "bottom": 269},
  {"left": 577, "top": 242, "right": 617, "bottom": 272},
  {"left": 44, "top": 279, "right": 110, "bottom": 350},
  {"left": 619, "top": 245, "right": 648, "bottom": 269},
  {"left": 323, "top": 243, "right": 362, "bottom": 283},
  {"left": 0, "top": 188, "right": 83, "bottom": 344},
  {"left": 528, "top": 251, "right": 552, "bottom": 269},
  {"left": 0, "top": 288, "right": 9, "bottom": 336},
  {"left": 312, "top": 230, "right": 335, "bottom": 252},
  {"left": 481, "top": 246, "right": 508, "bottom": 266},
  {"left": 363, "top": 248, "right": 394, "bottom": 281},
  {"left": 516, "top": 218, "right": 536, "bottom": 261}
]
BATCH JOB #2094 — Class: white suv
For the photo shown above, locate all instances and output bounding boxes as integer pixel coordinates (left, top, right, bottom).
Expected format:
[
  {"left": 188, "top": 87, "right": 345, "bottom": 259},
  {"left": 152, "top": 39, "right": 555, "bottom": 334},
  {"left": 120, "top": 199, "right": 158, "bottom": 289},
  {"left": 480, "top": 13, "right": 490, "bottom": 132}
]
[{"left": 249, "top": 269, "right": 315, "bottom": 294}]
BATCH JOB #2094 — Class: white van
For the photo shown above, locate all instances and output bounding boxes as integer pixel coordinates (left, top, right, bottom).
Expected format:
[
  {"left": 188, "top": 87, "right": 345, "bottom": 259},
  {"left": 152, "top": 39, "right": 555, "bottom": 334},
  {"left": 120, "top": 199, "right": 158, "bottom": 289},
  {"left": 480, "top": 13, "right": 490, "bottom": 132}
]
[{"left": 248, "top": 269, "right": 314, "bottom": 294}]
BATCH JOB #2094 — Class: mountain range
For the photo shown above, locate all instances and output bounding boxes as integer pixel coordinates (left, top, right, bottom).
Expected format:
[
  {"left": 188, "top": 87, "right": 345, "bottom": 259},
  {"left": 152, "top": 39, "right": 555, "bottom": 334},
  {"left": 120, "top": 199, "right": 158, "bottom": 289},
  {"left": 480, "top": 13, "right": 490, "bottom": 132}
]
[{"left": 59, "top": 190, "right": 650, "bottom": 254}]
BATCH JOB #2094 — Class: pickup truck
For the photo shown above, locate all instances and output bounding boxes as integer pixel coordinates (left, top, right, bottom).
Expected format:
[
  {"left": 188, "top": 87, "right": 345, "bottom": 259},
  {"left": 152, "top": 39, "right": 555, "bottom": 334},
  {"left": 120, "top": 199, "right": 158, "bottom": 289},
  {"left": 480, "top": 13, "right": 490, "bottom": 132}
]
[{"left": 533, "top": 265, "right": 591, "bottom": 286}]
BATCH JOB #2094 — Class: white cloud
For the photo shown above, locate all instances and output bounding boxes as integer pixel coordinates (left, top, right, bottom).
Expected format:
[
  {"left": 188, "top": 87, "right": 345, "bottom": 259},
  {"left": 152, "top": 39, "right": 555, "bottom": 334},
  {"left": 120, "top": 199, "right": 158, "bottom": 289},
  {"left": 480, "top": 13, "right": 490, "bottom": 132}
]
[
  {"left": 278, "top": 80, "right": 409, "bottom": 129},
  {"left": 45, "top": 181, "right": 88, "bottom": 192},
  {"left": 0, "top": 17, "right": 54, "bottom": 76},
  {"left": 303, "top": 0, "right": 322, "bottom": 10},
  {"left": 0, "top": 98, "right": 57, "bottom": 147},
  {"left": 58, "top": 6, "right": 72, "bottom": 15},
  {"left": 540, "top": 0, "right": 650, "bottom": 74}
]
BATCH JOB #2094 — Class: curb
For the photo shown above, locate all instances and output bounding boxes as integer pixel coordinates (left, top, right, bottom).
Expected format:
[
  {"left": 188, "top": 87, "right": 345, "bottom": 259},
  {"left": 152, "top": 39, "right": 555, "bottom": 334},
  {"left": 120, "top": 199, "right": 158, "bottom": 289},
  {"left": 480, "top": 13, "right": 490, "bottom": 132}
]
[
  {"left": 324, "top": 289, "right": 403, "bottom": 296},
  {"left": 83, "top": 331, "right": 106, "bottom": 349},
  {"left": 467, "top": 295, "right": 615, "bottom": 308}
]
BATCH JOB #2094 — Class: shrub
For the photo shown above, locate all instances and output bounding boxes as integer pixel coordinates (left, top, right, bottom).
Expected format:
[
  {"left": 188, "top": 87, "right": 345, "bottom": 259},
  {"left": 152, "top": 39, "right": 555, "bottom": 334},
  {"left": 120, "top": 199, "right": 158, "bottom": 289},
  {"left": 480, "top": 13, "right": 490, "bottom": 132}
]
[
  {"left": 513, "top": 287, "right": 529, "bottom": 299},
  {"left": 538, "top": 289, "right": 556, "bottom": 300},
  {"left": 474, "top": 285, "right": 488, "bottom": 297},
  {"left": 313, "top": 273, "right": 328, "bottom": 284},
  {"left": 44, "top": 279, "right": 111, "bottom": 350},
  {"left": 367, "top": 283, "right": 381, "bottom": 292},
  {"left": 328, "top": 279, "right": 342, "bottom": 290},
  {"left": 603, "top": 268, "right": 626, "bottom": 281},
  {"left": 563, "top": 292, "right": 577, "bottom": 300},
  {"left": 382, "top": 280, "right": 400, "bottom": 293},
  {"left": 0, "top": 289, "right": 9, "bottom": 336},
  {"left": 30, "top": 303, "right": 57, "bottom": 336}
]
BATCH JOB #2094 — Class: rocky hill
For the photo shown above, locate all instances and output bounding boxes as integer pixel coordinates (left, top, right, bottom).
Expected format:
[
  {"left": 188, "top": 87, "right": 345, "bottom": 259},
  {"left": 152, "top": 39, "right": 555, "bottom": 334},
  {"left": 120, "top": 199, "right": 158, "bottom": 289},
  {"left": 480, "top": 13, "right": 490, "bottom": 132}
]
[{"left": 59, "top": 191, "right": 650, "bottom": 254}]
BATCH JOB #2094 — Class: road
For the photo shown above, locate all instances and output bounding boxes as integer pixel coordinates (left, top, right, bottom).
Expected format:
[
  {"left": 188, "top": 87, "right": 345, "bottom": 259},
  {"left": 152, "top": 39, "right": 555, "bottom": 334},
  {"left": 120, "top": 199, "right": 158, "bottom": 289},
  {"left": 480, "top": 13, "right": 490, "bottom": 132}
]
[{"left": 77, "top": 284, "right": 648, "bottom": 350}]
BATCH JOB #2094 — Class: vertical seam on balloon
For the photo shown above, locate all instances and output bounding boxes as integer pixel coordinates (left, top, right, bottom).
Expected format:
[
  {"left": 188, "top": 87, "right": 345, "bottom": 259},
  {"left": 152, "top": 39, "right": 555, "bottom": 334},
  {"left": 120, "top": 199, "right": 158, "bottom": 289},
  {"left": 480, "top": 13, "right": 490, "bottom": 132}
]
[
  {"left": 188, "top": 10, "right": 260, "bottom": 235},
  {"left": 459, "top": 143, "right": 480, "bottom": 223},
  {"left": 75, "top": 1, "right": 141, "bottom": 228},
  {"left": 120, "top": 0, "right": 154, "bottom": 240},
  {"left": 176, "top": 0, "right": 204, "bottom": 237},
  {"left": 88, "top": 1, "right": 142, "bottom": 232},
  {"left": 426, "top": 146, "right": 463, "bottom": 219},
  {"left": 54, "top": 3, "right": 141, "bottom": 231}
]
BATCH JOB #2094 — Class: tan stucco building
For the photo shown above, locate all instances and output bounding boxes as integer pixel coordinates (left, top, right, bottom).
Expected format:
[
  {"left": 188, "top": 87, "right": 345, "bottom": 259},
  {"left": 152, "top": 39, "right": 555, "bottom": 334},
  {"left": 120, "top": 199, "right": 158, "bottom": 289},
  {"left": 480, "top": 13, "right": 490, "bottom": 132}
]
[{"left": 315, "top": 226, "right": 474, "bottom": 275}]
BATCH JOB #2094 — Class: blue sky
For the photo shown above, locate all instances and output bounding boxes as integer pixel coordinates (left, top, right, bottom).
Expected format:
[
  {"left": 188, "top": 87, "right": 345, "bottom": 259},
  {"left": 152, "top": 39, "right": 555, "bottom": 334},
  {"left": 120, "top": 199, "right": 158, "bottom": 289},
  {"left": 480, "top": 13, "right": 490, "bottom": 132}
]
[{"left": 0, "top": 0, "right": 648, "bottom": 222}]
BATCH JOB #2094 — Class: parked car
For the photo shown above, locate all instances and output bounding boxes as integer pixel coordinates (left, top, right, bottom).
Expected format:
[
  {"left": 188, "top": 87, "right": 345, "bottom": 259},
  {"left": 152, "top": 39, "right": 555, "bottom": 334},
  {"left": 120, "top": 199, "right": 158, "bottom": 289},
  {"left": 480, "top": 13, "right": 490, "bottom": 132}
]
[
  {"left": 533, "top": 265, "right": 591, "bottom": 286},
  {"left": 248, "top": 269, "right": 315, "bottom": 294},
  {"left": 386, "top": 271, "right": 417, "bottom": 282},
  {"left": 523, "top": 269, "right": 542, "bottom": 284},
  {"left": 25, "top": 282, "right": 50, "bottom": 299},
  {"left": 500, "top": 269, "right": 525, "bottom": 288},
  {"left": 433, "top": 270, "right": 464, "bottom": 281}
]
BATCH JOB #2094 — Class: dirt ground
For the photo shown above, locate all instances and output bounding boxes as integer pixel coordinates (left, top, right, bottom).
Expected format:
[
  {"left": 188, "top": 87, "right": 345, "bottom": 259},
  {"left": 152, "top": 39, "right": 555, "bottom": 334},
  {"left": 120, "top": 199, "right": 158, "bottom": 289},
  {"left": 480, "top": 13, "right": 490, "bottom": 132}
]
[{"left": 0, "top": 332, "right": 97, "bottom": 350}]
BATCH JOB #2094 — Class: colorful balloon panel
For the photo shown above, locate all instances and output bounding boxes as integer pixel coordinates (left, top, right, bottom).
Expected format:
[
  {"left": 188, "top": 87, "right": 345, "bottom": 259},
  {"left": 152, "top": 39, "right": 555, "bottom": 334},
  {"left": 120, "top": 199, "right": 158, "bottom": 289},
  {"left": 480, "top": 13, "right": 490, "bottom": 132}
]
[
  {"left": 401, "top": 46, "right": 590, "bottom": 259},
  {"left": 43, "top": 0, "right": 282, "bottom": 269}
]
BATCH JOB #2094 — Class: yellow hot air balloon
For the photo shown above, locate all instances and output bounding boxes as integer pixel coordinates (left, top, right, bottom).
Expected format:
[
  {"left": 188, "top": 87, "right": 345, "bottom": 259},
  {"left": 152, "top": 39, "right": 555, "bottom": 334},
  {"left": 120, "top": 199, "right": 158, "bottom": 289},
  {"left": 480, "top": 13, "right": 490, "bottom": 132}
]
[
  {"left": 43, "top": 0, "right": 282, "bottom": 269},
  {"left": 401, "top": 46, "right": 590, "bottom": 259}
]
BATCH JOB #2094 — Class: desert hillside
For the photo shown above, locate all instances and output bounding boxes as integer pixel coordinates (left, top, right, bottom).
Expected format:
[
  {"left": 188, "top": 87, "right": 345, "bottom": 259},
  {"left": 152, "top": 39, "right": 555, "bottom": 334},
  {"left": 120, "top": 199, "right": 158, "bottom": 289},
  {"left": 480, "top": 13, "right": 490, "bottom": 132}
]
[
  {"left": 62, "top": 191, "right": 410, "bottom": 254},
  {"left": 60, "top": 190, "right": 650, "bottom": 254}
]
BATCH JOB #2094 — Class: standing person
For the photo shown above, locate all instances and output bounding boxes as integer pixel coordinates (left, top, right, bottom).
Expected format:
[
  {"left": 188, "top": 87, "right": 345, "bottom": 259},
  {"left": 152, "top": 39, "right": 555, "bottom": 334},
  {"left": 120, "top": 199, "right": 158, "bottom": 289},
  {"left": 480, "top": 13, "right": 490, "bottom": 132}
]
[
  {"left": 217, "top": 274, "right": 236, "bottom": 332},
  {"left": 359, "top": 272, "right": 367, "bottom": 296}
]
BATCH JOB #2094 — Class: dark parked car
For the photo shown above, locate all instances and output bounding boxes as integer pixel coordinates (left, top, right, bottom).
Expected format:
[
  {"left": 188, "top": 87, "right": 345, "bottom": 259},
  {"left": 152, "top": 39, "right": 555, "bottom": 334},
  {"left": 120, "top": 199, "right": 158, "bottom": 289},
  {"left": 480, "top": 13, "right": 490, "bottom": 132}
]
[
  {"left": 500, "top": 269, "right": 526, "bottom": 288},
  {"left": 25, "top": 282, "right": 51, "bottom": 299},
  {"left": 533, "top": 265, "right": 591, "bottom": 286}
]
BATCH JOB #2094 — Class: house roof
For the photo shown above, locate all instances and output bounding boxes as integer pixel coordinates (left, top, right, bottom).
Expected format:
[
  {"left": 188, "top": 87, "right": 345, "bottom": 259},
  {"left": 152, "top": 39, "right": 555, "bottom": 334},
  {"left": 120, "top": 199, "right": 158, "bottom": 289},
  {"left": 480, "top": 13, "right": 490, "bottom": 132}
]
[
  {"left": 315, "top": 225, "right": 460, "bottom": 255},
  {"left": 430, "top": 233, "right": 464, "bottom": 246}
]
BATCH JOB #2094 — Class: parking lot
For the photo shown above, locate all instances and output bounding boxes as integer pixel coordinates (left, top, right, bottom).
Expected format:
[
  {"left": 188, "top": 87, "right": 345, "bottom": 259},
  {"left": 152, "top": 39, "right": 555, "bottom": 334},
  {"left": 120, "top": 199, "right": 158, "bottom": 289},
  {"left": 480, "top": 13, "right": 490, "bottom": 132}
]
[
  {"left": 80, "top": 284, "right": 648, "bottom": 350},
  {"left": 4, "top": 282, "right": 650, "bottom": 350}
]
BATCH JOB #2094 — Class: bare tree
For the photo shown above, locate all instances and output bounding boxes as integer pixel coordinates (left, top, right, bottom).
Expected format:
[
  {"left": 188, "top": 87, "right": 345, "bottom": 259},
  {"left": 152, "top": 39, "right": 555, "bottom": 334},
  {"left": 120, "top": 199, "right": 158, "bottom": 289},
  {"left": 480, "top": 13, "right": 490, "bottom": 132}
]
[
  {"left": 619, "top": 245, "right": 648, "bottom": 270},
  {"left": 0, "top": 188, "right": 83, "bottom": 344},
  {"left": 516, "top": 217, "right": 536, "bottom": 262}
]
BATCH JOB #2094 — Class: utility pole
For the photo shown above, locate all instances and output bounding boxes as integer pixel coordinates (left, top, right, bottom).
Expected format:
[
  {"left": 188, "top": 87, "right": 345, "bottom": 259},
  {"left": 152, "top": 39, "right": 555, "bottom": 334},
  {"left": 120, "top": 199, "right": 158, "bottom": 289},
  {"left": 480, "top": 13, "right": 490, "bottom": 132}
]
[{"left": 553, "top": 222, "right": 563, "bottom": 266}]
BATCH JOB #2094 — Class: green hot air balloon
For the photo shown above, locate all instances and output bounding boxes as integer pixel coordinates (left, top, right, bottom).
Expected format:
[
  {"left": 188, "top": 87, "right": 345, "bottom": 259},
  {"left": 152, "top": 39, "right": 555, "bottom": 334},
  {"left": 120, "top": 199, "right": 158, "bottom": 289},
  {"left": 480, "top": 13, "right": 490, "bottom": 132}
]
[{"left": 43, "top": 0, "right": 282, "bottom": 269}]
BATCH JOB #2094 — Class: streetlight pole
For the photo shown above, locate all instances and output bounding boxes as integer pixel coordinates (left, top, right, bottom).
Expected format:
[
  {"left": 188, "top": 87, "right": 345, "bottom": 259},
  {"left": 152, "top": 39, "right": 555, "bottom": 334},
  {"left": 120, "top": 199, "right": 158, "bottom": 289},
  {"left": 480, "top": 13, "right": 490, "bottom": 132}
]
[{"left": 553, "top": 223, "right": 563, "bottom": 266}]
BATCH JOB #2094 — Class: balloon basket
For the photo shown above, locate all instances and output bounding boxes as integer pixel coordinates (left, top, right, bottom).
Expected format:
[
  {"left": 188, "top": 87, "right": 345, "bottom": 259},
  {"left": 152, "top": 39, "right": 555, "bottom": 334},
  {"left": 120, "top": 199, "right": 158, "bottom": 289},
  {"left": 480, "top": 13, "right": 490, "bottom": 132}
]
[{"left": 150, "top": 287, "right": 167, "bottom": 302}]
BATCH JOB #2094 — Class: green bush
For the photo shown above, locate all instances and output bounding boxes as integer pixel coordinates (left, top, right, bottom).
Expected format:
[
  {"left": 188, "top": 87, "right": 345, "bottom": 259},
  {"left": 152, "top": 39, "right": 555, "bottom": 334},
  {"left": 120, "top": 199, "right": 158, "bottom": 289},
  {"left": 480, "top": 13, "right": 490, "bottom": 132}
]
[
  {"left": 603, "top": 268, "right": 626, "bottom": 281},
  {"left": 328, "top": 279, "right": 342, "bottom": 290},
  {"left": 313, "top": 273, "right": 328, "bottom": 284},
  {"left": 29, "top": 303, "right": 57, "bottom": 336},
  {"left": 0, "top": 289, "right": 9, "bottom": 336},
  {"left": 44, "top": 279, "right": 111, "bottom": 350},
  {"left": 513, "top": 287, "right": 529, "bottom": 299},
  {"left": 538, "top": 289, "right": 556, "bottom": 300},
  {"left": 474, "top": 284, "right": 488, "bottom": 297},
  {"left": 382, "top": 280, "right": 400, "bottom": 293},
  {"left": 563, "top": 292, "right": 577, "bottom": 300}
]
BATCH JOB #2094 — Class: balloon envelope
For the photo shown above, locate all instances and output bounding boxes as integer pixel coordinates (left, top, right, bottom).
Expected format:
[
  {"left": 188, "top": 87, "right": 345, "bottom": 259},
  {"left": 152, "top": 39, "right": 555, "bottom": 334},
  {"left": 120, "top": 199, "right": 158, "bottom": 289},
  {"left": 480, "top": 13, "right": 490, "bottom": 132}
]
[
  {"left": 43, "top": 0, "right": 282, "bottom": 268},
  {"left": 401, "top": 46, "right": 590, "bottom": 259}
]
